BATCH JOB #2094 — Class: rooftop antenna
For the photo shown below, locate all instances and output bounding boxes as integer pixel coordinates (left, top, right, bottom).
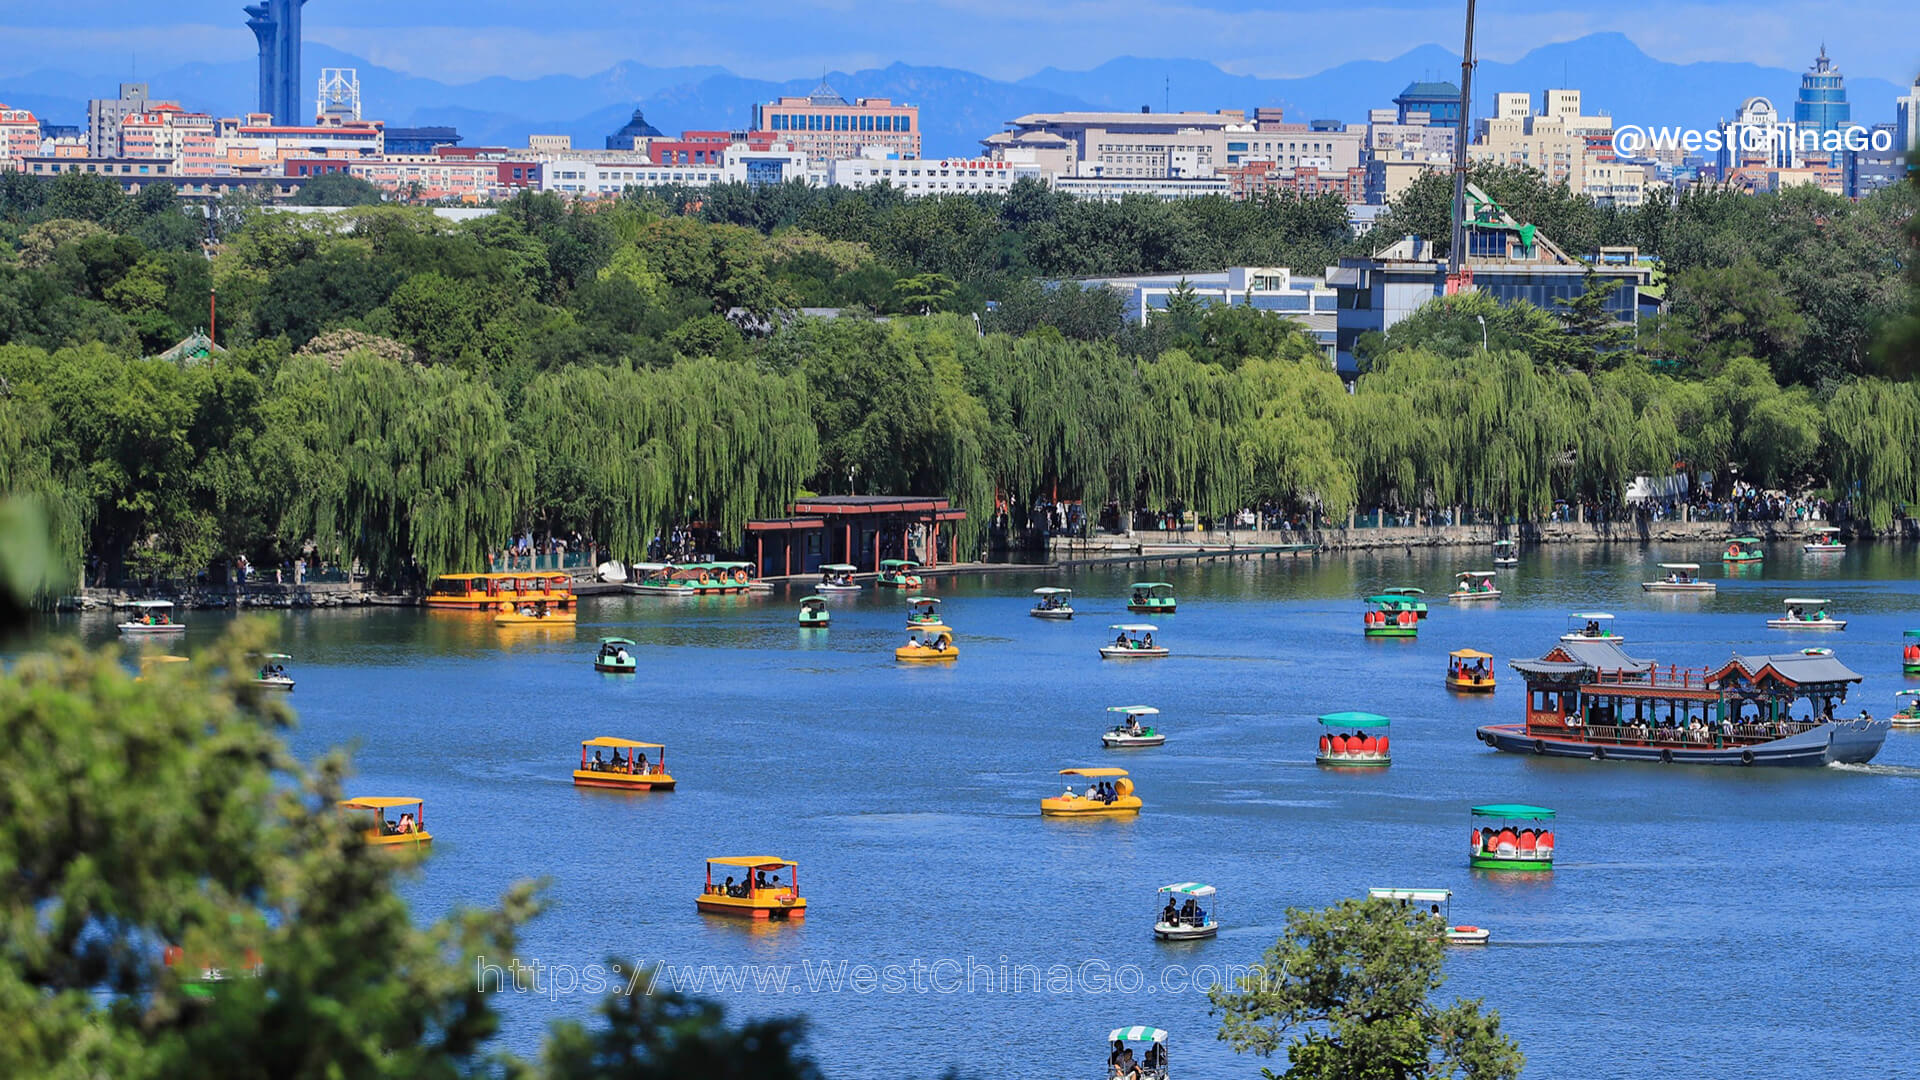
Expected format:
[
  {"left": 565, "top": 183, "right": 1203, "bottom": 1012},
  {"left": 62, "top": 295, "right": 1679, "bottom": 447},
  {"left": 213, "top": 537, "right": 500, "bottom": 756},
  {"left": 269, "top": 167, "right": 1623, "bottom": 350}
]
[
  {"left": 1164, "top": 74, "right": 1170, "bottom": 114},
  {"left": 1448, "top": 0, "right": 1476, "bottom": 282}
]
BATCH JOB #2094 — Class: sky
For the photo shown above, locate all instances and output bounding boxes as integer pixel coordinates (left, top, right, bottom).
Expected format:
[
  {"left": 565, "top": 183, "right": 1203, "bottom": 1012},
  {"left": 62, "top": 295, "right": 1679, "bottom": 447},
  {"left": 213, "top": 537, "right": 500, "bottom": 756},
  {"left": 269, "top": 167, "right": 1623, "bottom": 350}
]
[{"left": 1, "top": 0, "right": 1916, "bottom": 85}]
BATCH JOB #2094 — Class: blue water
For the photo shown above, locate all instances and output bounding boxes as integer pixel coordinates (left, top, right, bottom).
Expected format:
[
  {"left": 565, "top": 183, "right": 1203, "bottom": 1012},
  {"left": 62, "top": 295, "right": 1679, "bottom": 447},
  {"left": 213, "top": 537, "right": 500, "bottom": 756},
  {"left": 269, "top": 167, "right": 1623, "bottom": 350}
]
[{"left": 45, "top": 543, "right": 1920, "bottom": 1078}]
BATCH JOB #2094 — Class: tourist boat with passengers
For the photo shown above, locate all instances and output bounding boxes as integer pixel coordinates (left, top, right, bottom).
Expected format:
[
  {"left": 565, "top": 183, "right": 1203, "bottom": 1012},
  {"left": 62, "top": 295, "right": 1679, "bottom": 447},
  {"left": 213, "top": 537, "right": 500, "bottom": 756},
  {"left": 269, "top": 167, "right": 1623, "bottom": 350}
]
[
  {"left": 1042, "top": 767, "right": 1141, "bottom": 816},
  {"left": 1802, "top": 525, "right": 1845, "bottom": 553},
  {"left": 1906, "top": 630, "right": 1920, "bottom": 674},
  {"left": 1316, "top": 712, "right": 1391, "bottom": 765},
  {"left": 697, "top": 856, "right": 804, "bottom": 919},
  {"left": 1642, "top": 562, "right": 1715, "bottom": 593},
  {"left": 906, "top": 596, "right": 942, "bottom": 624},
  {"left": 494, "top": 599, "right": 575, "bottom": 625},
  {"left": 1469, "top": 805, "right": 1554, "bottom": 871},
  {"left": 425, "top": 571, "right": 574, "bottom": 611},
  {"left": 1449, "top": 571, "right": 1501, "bottom": 601},
  {"left": 1362, "top": 595, "right": 1421, "bottom": 637},
  {"left": 1368, "top": 887, "right": 1489, "bottom": 945},
  {"left": 1561, "top": 612, "right": 1625, "bottom": 644},
  {"left": 797, "top": 596, "right": 830, "bottom": 626},
  {"left": 1485, "top": 639, "right": 1887, "bottom": 766},
  {"left": 817, "top": 563, "right": 860, "bottom": 592},
  {"left": 1101, "top": 624, "right": 1166, "bottom": 659},
  {"left": 895, "top": 623, "right": 958, "bottom": 662},
  {"left": 1447, "top": 650, "right": 1496, "bottom": 693},
  {"left": 1103, "top": 1027, "right": 1169, "bottom": 1079},
  {"left": 339, "top": 797, "right": 431, "bottom": 849},
  {"left": 1381, "top": 586, "right": 1428, "bottom": 618},
  {"left": 1102, "top": 705, "right": 1166, "bottom": 748},
  {"left": 1722, "top": 536, "right": 1764, "bottom": 565},
  {"left": 1767, "top": 598, "right": 1846, "bottom": 630},
  {"left": 626, "top": 562, "right": 753, "bottom": 595},
  {"left": 574, "top": 736, "right": 673, "bottom": 789},
  {"left": 1154, "top": 883, "right": 1218, "bottom": 941},
  {"left": 877, "top": 559, "right": 922, "bottom": 589},
  {"left": 1892, "top": 691, "right": 1920, "bottom": 729},
  {"left": 119, "top": 599, "right": 186, "bottom": 635},
  {"left": 1031, "top": 586, "right": 1075, "bottom": 619},
  {"left": 252, "top": 653, "right": 295, "bottom": 691},
  {"left": 1127, "top": 582, "right": 1177, "bottom": 614},
  {"left": 1492, "top": 539, "right": 1519, "bottom": 567},
  {"left": 594, "top": 637, "right": 638, "bottom": 672}
]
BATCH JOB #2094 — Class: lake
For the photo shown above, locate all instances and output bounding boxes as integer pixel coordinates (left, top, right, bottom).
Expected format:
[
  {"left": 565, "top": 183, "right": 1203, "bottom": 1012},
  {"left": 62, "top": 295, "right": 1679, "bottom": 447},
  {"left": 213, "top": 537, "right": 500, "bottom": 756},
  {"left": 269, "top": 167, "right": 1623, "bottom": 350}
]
[{"left": 42, "top": 541, "right": 1920, "bottom": 1079}]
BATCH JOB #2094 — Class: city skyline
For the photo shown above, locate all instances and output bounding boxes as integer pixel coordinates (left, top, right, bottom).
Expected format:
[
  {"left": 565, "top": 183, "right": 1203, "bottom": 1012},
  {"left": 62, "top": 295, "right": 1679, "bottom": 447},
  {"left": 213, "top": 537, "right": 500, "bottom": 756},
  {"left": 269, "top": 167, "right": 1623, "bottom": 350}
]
[{"left": 1, "top": 0, "right": 1917, "bottom": 87}]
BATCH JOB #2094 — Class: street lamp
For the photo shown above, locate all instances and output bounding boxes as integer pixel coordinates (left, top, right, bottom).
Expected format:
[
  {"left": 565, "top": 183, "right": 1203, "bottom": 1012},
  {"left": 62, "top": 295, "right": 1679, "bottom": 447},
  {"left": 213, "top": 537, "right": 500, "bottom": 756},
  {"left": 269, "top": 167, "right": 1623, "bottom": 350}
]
[{"left": 1475, "top": 314, "right": 1488, "bottom": 352}]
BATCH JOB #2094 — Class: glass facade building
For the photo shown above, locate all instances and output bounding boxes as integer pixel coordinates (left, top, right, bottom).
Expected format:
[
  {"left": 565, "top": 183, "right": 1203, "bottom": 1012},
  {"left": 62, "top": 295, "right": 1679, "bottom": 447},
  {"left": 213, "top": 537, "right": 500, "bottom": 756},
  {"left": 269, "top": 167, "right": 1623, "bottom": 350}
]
[{"left": 1794, "top": 46, "right": 1850, "bottom": 135}]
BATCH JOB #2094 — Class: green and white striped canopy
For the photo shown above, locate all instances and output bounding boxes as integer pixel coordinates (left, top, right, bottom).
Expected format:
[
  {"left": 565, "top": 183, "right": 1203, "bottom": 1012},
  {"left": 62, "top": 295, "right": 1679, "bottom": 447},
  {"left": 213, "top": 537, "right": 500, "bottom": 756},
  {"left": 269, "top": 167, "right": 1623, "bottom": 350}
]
[
  {"left": 1157, "top": 882, "right": 1214, "bottom": 896},
  {"left": 1109, "top": 1026, "right": 1168, "bottom": 1044}
]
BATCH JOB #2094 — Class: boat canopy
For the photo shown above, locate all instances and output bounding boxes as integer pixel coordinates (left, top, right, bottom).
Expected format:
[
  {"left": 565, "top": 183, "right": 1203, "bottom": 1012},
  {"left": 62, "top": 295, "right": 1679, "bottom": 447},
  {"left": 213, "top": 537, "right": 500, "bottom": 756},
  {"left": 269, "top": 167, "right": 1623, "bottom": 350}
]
[
  {"left": 798, "top": 596, "right": 826, "bottom": 605},
  {"left": 1492, "top": 539, "right": 1516, "bottom": 548},
  {"left": 1129, "top": 582, "right": 1174, "bottom": 591},
  {"left": 1568, "top": 612, "right": 1614, "bottom": 622},
  {"left": 1318, "top": 711, "right": 1390, "bottom": 727},
  {"left": 1808, "top": 526, "right": 1842, "bottom": 534},
  {"left": 1109, "top": 1027, "right": 1168, "bottom": 1045},
  {"left": 1906, "top": 629, "right": 1920, "bottom": 640},
  {"left": 340, "top": 796, "right": 423, "bottom": 810},
  {"left": 1730, "top": 537, "right": 1762, "bottom": 544},
  {"left": 255, "top": 652, "right": 293, "bottom": 660},
  {"left": 582, "top": 736, "right": 663, "bottom": 750},
  {"left": 1458, "top": 570, "right": 1497, "bottom": 579},
  {"left": 1658, "top": 562, "right": 1700, "bottom": 569},
  {"left": 1382, "top": 587, "right": 1425, "bottom": 595},
  {"left": 1448, "top": 649, "right": 1493, "bottom": 660},
  {"left": 1897, "top": 690, "right": 1920, "bottom": 699},
  {"left": 629, "top": 562, "right": 673, "bottom": 572},
  {"left": 907, "top": 596, "right": 940, "bottom": 605},
  {"left": 1369, "top": 887, "right": 1451, "bottom": 903},
  {"left": 706, "top": 855, "right": 794, "bottom": 868},
  {"left": 1470, "top": 804, "right": 1555, "bottom": 819},
  {"left": 130, "top": 599, "right": 175, "bottom": 608},
  {"left": 1363, "top": 594, "right": 1418, "bottom": 606},
  {"left": 908, "top": 622, "right": 954, "bottom": 634},
  {"left": 1110, "top": 623, "right": 1158, "bottom": 632},
  {"left": 1158, "top": 882, "right": 1214, "bottom": 897},
  {"left": 598, "top": 637, "right": 637, "bottom": 646},
  {"left": 881, "top": 559, "right": 920, "bottom": 569},
  {"left": 1033, "top": 587, "right": 1072, "bottom": 595},
  {"left": 1107, "top": 705, "right": 1160, "bottom": 717},
  {"left": 1060, "top": 767, "right": 1129, "bottom": 778},
  {"left": 820, "top": 563, "right": 858, "bottom": 572},
  {"left": 1782, "top": 597, "right": 1831, "bottom": 606}
]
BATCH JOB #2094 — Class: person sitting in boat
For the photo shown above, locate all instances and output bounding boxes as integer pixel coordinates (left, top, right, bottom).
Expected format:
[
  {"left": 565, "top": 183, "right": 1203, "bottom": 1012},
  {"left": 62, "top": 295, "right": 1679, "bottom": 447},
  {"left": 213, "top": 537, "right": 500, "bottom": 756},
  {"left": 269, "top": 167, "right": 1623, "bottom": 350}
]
[
  {"left": 1430, "top": 903, "right": 1445, "bottom": 923},
  {"left": 1062, "top": 784, "right": 1077, "bottom": 800},
  {"left": 1109, "top": 1042, "right": 1138, "bottom": 1079},
  {"left": 635, "top": 751, "right": 649, "bottom": 774},
  {"left": 1141, "top": 1040, "right": 1165, "bottom": 1077},
  {"left": 1115, "top": 632, "right": 1129, "bottom": 648},
  {"left": 754, "top": 871, "right": 770, "bottom": 892},
  {"left": 1126, "top": 716, "right": 1144, "bottom": 736},
  {"left": 614, "top": 647, "right": 630, "bottom": 663},
  {"left": 1109, "top": 1040, "right": 1130, "bottom": 1078},
  {"left": 1142, "top": 632, "right": 1154, "bottom": 649},
  {"left": 1161, "top": 897, "right": 1179, "bottom": 925},
  {"left": 380, "top": 817, "right": 399, "bottom": 836},
  {"left": 610, "top": 750, "right": 628, "bottom": 770},
  {"left": 397, "top": 813, "right": 415, "bottom": 834},
  {"left": 593, "top": 750, "right": 607, "bottom": 771}
]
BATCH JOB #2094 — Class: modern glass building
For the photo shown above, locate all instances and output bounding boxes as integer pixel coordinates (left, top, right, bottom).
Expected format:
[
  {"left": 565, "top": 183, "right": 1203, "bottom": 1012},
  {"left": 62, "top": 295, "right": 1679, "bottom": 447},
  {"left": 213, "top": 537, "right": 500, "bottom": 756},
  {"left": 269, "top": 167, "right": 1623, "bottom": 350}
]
[
  {"left": 1794, "top": 46, "right": 1850, "bottom": 135},
  {"left": 1392, "top": 81, "right": 1462, "bottom": 128}
]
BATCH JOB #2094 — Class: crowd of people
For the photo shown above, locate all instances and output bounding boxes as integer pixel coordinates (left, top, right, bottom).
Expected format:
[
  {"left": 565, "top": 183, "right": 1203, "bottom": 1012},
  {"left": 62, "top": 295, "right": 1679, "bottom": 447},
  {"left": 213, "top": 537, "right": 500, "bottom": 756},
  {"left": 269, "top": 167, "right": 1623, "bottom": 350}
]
[
  {"left": 707, "top": 870, "right": 787, "bottom": 898},
  {"left": 1157, "top": 896, "right": 1208, "bottom": 929},
  {"left": 586, "top": 749, "right": 653, "bottom": 774},
  {"left": 1107, "top": 1039, "right": 1167, "bottom": 1080},
  {"left": 1064, "top": 780, "right": 1126, "bottom": 805}
]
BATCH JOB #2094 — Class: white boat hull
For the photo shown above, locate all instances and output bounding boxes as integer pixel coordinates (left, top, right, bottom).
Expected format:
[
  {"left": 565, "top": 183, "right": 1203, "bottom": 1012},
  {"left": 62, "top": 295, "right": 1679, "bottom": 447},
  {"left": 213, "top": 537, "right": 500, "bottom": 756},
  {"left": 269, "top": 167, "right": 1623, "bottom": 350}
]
[
  {"left": 1560, "top": 633, "right": 1628, "bottom": 644},
  {"left": 1030, "top": 607, "right": 1074, "bottom": 620},
  {"left": 1154, "top": 921, "right": 1217, "bottom": 940},
  {"left": 1766, "top": 618, "right": 1846, "bottom": 630},
  {"left": 1493, "top": 558, "right": 1518, "bottom": 567},
  {"left": 1100, "top": 646, "right": 1169, "bottom": 659},
  {"left": 1641, "top": 582, "right": 1716, "bottom": 592},
  {"left": 255, "top": 676, "right": 295, "bottom": 691},
  {"left": 1446, "top": 926, "right": 1490, "bottom": 945},
  {"left": 119, "top": 623, "right": 186, "bottom": 634},
  {"left": 1450, "top": 592, "right": 1501, "bottom": 602},
  {"left": 1802, "top": 544, "right": 1844, "bottom": 554},
  {"left": 816, "top": 583, "right": 860, "bottom": 592},
  {"left": 1102, "top": 733, "right": 1166, "bottom": 748}
]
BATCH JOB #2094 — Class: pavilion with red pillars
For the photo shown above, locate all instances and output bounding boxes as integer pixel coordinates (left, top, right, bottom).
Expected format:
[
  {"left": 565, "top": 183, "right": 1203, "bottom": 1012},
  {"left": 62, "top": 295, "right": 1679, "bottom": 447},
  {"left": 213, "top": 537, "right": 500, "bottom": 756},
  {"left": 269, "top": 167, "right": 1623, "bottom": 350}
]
[{"left": 744, "top": 495, "right": 967, "bottom": 579}]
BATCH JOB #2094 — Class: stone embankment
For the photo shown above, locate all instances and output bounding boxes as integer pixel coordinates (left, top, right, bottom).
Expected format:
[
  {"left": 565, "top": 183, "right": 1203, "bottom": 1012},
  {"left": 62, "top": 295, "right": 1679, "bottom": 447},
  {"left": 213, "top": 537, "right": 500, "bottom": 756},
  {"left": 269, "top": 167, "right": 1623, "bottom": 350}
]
[{"left": 67, "top": 582, "right": 413, "bottom": 611}]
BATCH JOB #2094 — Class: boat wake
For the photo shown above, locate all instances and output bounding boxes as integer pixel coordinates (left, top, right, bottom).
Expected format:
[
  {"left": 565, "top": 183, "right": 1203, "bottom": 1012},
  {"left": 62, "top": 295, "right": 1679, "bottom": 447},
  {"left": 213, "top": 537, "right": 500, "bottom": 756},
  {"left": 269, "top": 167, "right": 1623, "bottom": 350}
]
[{"left": 1828, "top": 761, "right": 1920, "bottom": 778}]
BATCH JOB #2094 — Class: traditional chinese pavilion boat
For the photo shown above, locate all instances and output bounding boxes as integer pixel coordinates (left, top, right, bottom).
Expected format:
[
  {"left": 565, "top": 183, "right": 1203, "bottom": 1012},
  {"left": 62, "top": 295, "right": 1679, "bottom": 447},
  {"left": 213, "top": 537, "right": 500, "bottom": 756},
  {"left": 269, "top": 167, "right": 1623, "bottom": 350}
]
[{"left": 1484, "top": 640, "right": 1887, "bottom": 767}]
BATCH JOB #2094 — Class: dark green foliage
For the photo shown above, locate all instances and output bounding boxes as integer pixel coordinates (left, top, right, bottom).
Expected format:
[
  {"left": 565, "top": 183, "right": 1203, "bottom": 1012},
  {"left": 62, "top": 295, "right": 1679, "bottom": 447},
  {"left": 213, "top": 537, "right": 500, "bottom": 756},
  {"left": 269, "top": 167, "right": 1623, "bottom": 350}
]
[{"left": 287, "top": 172, "right": 387, "bottom": 207}]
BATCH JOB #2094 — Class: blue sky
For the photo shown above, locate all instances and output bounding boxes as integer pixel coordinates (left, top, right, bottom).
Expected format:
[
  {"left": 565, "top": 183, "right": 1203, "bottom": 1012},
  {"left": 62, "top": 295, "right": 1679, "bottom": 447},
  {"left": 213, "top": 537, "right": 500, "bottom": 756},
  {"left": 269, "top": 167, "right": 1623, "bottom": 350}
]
[{"left": 1, "top": 0, "right": 1915, "bottom": 84}]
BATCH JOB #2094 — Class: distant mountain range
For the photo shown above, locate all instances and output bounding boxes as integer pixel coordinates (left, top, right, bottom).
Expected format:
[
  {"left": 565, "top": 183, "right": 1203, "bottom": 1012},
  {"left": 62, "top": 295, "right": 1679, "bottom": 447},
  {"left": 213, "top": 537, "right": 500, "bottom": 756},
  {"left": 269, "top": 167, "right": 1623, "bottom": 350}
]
[{"left": 0, "top": 34, "right": 1904, "bottom": 159}]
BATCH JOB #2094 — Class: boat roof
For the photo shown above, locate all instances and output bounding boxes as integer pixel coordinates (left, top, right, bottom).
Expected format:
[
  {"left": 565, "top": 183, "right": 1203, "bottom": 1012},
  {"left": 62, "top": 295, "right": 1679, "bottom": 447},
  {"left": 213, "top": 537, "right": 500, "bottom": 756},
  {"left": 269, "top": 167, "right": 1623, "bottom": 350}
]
[
  {"left": 1158, "top": 882, "right": 1214, "bottom": 896},
  {"left": 1448, "top": 648, "right": 1493, "bottom": 660},
  {"left": 1318, "top": 711, "right": 1390, "bottom": 727},
  {"left": 1382, "top": 586, "right": 1425, "bottom": 595},
  {"left": 1471, "top": 804, "right": 1555, "bottom": 819},
  {"left": 598, "top": 636, "right": 636, "bottom": 645},
  {"left": 1511, "top": 639, "right": 1652, "bottom": 678},
  {"left": 1110, "top": 623, "right": 1158, "bottom": 632},
  {"left": 1907, "top": 629, "right": 1920, "bottom": 639},
  {"left": 1782, "top": 598, "right": 1831, "bottom": 605},
  {"left": 1130, "top": 581, "right": 1173, "bottom": 589},
  {"left": 798, "top": 595, "right": 827, "bottom": 603},
  {"left": 1060, "top": 767, "right": 1129, "bottom": 778},
  {"left": 629, "top": 562, "right": 673, "bottom": 571},
  {"left": 1109, "top": 1027, "right": 1168, "bottom": 1045},
  {"left": 1106, "top": 705, "right": 1160, "bottom": 716},
  {"left": 1897, "top": 690, "right": 1920, "bottom": 698},
  {"left": 1363, "top": 595, "right": 1417, "bottom": 605},
  {"left": 1458, "top": 570, "right": 1497, "bottom": 578},
  {"left": 254, "top": 652, "right": 293, "bottom": 660},
  {"left": 1809, "top": 525, "right": 1841, "bottom": 533},
  {"left": 707, "top": 855, "right": 794, "bottom": 868},
  {"left": 1033, "top": 587, "right": 1072, "bottom": 595},
  {"left": 1492, "top": 538, "right": 1515, "bottom": 547},
  {"left": 130, "top": 599, "right": 175, "bottom": 608},
  {"left": 1724, "top": 651, "right": 1862, "bottom": 685},
  {"left": 907, "top": 596, "right": 940, "bottom": 604},
  {"left": 1568, "top": 612, "right": 1614, "bottom": 621},
  {"left": 1658, "top": 562, "right": 1700, "bottom": 569},
  {"left": 1369, "top": 887, "right": 1451, "bottom": 903},
  {"left": 881, "top": 559, "right": 920, "bottom": 568},
  {"left": 820, "top": 563, "right": 858, "bottom": 571},
  {"left": 1730, "top": 536, "right": 1762, "bottom": 543},
  {"left": 340, "top": 796, "right": 423, "bottom": 810},
  {"left": 582, "top": 736, "right": 663, "bottom": 749}
]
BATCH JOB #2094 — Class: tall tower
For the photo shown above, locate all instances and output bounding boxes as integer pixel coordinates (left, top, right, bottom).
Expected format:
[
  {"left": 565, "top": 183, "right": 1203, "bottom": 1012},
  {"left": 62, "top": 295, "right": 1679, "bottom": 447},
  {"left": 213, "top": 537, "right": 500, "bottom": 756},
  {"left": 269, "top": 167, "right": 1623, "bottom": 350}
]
[
  {"left": 1793, "top": 44, "right": 1849, "bottom": 136},
  {"left": 317, "top": 67, "right": 360, "bottom": 120},
  {"left": 244, "top": 0, "right": 309, "bottom": 123}
]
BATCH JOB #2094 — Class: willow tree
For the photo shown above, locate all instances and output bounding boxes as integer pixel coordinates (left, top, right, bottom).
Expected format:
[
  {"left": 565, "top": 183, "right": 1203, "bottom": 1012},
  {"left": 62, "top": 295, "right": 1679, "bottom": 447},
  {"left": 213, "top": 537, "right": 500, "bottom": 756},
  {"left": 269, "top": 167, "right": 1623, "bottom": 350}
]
[
  {"left": 1235, "top": 354, "right": 1357, "bottom": 519},
  {"left": 1129, "top": 350, "right": 1250, "bottom": 520},
  {"left": 1825, "top": 379, "right": 1920, "bottom": 527},
  {"left": 266, "top": 353, "right": 529, "bottom": 582},
  {"left": 518, "top": 358, "right": 817, "bottom": 561}
]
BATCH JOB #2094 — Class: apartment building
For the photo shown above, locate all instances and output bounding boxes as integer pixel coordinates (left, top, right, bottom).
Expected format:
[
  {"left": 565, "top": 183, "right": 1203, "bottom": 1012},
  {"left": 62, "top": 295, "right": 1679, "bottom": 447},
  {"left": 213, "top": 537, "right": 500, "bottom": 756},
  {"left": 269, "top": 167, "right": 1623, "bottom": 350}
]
[{"left": 984, "top": 108, "right": 1244, "bottom": 179}]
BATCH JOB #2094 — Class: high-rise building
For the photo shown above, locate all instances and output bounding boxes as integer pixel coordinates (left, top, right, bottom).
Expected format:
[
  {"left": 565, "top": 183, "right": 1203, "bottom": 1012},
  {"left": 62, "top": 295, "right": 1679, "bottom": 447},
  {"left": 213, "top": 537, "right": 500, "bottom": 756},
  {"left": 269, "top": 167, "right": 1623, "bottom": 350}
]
[
  {"left": 0, "top": 104, "right": 42, "bottom": 169},
  {"left": 1897, "top": 75, "right": 1920, "bottom": 152},
  {"left": 86, "top": 83, "right": 173, "bottom": 157},
  {"left": 1392, "top": 81, "right": 1461, "bottom": 128},
  {"left": 1793, "top": 45, "right": 1849, "bottom": 135},
  {"left": 753, "top": 80, "right": 919, "bottom": 172},
  {"left": 245, "top": 0, "right": 308, "bottom": 124}
]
